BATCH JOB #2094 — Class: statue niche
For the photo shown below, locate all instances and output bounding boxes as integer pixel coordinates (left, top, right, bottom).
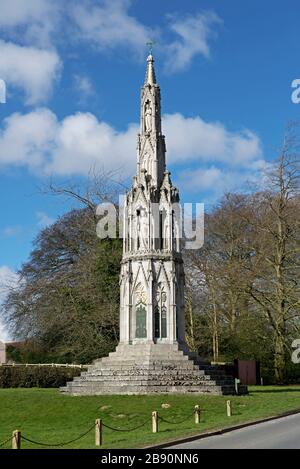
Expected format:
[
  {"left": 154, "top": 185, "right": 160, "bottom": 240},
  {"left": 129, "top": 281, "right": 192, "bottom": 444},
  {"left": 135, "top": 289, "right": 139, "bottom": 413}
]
[
  {"left": 136, "top": 207, "right": 149, "bottom": 251},
  {"left": 163, "top": 213, "right": 170, "bottom": 251},
  {"left": 142, "top": 152, "right": 152, "bottom": 177},
  {"left": 144, "top": 101, "right": 152, "bottom": 132}
]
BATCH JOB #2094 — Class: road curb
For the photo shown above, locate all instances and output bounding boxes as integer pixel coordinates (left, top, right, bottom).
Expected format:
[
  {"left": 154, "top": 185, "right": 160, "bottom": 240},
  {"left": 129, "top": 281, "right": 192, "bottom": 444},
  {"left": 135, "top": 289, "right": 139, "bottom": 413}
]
[{"left": 143, "top": 408, "right": 300, "bottom": 449}]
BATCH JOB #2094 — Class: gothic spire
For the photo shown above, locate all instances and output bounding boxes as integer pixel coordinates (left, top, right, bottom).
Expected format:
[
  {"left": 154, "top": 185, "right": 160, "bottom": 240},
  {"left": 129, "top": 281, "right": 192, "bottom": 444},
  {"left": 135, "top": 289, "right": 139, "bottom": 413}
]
[
  {"left": 144, "top": 54, "right": 157, "bottom": 85},
  {"left": 137, "top": 53, "right": 165, "bottom": 188}
]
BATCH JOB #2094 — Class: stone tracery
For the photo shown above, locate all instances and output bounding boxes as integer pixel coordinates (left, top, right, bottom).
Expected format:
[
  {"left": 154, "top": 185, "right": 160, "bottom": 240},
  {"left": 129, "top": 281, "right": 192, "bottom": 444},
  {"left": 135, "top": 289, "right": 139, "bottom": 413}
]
[{"left": 119, "top": 53, "right": 184, "bottom": 344}]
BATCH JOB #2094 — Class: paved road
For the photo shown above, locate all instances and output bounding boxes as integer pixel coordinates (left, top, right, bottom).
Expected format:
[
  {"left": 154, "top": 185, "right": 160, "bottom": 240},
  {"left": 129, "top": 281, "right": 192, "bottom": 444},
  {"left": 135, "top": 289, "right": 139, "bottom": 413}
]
[{"left": 169, "top": 413, "right": 300, "bottom": 449}]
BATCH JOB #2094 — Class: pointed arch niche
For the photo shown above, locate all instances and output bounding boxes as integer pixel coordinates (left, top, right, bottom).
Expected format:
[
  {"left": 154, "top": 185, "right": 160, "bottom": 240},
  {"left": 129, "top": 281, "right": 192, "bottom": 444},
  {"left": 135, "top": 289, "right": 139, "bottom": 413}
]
[
  {"left": 132, "top": 282, "right": 147, "bottom": 340},
  {"left": 154, "top": 283, "right": 168, "bottom": 340}
]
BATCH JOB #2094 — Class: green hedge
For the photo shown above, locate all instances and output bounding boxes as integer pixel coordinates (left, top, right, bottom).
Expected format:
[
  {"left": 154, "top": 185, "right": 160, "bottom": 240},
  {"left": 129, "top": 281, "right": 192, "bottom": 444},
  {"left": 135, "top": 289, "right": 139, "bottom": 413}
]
[{"left": 0, "top": 366, "right": 86, "bottom": 388}]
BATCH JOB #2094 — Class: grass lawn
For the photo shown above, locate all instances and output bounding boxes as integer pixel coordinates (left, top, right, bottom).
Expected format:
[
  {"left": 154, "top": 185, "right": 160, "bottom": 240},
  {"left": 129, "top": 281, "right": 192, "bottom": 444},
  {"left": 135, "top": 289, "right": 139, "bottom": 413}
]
[{"left": 0, "top": 386, "right": 300, "bottom": 449}]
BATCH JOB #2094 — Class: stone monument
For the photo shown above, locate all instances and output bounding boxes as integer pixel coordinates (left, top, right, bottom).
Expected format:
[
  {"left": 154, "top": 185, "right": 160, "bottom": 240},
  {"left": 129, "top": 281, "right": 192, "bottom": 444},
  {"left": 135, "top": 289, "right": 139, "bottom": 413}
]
[{"left": 62, "top": 54, "right": 247, "bottom": 395}]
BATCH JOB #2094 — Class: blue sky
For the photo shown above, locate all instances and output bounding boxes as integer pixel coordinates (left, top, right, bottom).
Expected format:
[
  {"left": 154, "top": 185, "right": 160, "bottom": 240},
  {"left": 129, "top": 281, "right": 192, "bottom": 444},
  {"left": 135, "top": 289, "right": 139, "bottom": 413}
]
[{"left": 0, "top": 0, "right": 300, "bottom": 338}]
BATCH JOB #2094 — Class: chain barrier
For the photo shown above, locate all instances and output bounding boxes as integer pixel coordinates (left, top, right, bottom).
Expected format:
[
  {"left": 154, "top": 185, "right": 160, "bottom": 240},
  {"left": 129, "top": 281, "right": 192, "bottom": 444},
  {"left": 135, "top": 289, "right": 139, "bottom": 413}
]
[
  {"left": 158, "top": 412, "right": 195, "bottom": 425},
  {"left": 1, "top": 407, "right": 199, "bottom": 447},
  {"left": 0, "top": 436, "right": 12, "bottom": 448},
  {"left": 102, "top": 419, "right": 149, "bottom": 432},
  {"left": 21, "top": 423, "right": 95, "bottom": 448}
]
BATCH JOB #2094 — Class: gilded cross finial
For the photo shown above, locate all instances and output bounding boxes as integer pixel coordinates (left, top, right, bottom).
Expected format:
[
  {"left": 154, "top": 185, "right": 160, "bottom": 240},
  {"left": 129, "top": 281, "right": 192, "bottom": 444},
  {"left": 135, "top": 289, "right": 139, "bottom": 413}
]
[{"left": 146, "top": 40, "right": 156, "bottom": 55}]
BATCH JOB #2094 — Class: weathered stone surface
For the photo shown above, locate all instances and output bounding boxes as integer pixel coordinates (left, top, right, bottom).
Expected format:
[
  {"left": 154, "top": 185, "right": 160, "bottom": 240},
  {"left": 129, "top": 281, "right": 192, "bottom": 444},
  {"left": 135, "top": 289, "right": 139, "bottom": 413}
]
[
  {"left": 62, "top": 54, "right": 248, "bottom": 397},
  {"left": 62, "top": 343, "right": 247, "bottom": 395}
]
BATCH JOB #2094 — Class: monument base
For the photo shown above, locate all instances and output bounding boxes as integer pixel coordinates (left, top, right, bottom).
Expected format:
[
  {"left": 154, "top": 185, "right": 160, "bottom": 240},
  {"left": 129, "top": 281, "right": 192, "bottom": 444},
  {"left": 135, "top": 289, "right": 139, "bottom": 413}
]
[{"left": 61, "top": 343, "right": 248, "bottom": 395}]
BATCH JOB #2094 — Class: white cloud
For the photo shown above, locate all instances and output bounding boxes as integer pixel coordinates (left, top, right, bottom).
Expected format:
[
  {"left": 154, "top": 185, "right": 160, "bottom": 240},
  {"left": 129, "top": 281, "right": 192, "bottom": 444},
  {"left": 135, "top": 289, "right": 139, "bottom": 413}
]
[
  {"left": 0, "top": 0, "right": 56, "bottom": 28},
  {"left": 0, "top": 109, "right": 262, "bottom": 178},
  {"left": 0, "top": 1, "right": 222, "bottom": 79},
  {"left": 177, "top": 166, "right": 258, "bottom": 200},
  {"left": 48, "top": 112, "right": 138, "bottom": 175},
  {"left": 179, "top": 167, "right": 223, "bottom": 192},
  {"left": 0, "top": 1, "right": 62, "bottom": 105},
  {"left": 0, "top": 1, "right": 221, "bottom": 83},
  {"left": 0, "top": 108, "right": 137, "bottom": 174},
  {"left": 71, "top": 2, "right": 220, "bottom": 69},
  {"left": 0, "top": 0, "right": 61, "bottom": 48},
  {"left": 1, "top": 226, "right": 22, "bottom": 237},
  {"left": 163, "top": 113, "right": 262, "bottom": 167},
  {"left": 166, "top": 12, "right": 221, "bottom": 72},
  {"left": 0, "top": 40, "right": 62, "bottom": 105},
  {"left": 0, "top": 108, "right": 57, "bottom": 167},
  {"left": 71, "top": 0, "right": 153, "bottom": 59},
  {"left": 73, "top": 74, "right": 94, "bottom": 101},
  {"left": 0, "top": 266, "right": 19, "bottom": 342},
  {"left": 36, "top": 211, "right": 55, "bottom": 228}
]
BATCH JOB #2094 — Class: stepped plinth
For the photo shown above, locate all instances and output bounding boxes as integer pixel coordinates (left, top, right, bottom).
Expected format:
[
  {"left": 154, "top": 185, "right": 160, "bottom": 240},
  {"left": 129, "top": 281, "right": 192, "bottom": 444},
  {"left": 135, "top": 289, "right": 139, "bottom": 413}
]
[{"left": 61, "top": 343, "right": 247, "bottom": 395}]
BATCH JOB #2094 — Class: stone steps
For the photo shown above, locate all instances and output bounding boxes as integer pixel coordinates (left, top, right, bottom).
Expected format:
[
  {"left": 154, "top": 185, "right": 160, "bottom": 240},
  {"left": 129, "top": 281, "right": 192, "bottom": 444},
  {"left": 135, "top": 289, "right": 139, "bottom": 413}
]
[
  {"left": 103, "top": 351, "right": 188, "bottom": 358},
  {"left": 92, "top": 370, "right": 227, "bottom": 380},
  {"left": 93, "top": 347, "right": 188, "bottom": 364},
  {"left": 62, "top": 343, "right": 248, "bottom": 396},
  {"left": 94, "top": 363, "right": 196, "bottom": 371},
  {"left": 72, "top": 375, "right": 234, "bottom": 385},
  {"left": 82, "top": 370, "right": 228, "bottom": 379},
  {"left": 99, "top": 359, "right": 189, "bottom": 365},
  {"left": 88, "top": 364, "right": 228, "bottom": 377},
  {"left": 96, "top": 378, "right": 234, "bottom": 387},
  {"left": 61, "top": 383, "right": 236, "bottom": 395}
]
